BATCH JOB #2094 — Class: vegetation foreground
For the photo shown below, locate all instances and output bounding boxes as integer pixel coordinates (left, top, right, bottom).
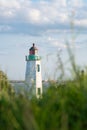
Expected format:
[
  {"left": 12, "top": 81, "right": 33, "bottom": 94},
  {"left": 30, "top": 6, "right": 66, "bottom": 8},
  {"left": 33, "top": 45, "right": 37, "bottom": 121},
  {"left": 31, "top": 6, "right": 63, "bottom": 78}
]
[{"left": 0, "top": 69, "right": 87, "bottom": 130}]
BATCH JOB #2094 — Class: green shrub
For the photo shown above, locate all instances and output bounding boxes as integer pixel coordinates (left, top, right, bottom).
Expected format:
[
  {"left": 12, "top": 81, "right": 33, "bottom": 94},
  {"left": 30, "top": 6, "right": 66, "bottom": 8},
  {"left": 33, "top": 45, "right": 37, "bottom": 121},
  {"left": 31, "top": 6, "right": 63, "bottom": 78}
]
[
  {"left": 0, "top": 70, "right": 14, "bottom": 94},
  {"left": 0, "top": 70, "right": 87, "bottom": 130},
  {"left": 31, "top": 72, "right": 87, "bottom": 130},
  {"left": 0, "top": 91, "right": 38, "bottom": 130}
]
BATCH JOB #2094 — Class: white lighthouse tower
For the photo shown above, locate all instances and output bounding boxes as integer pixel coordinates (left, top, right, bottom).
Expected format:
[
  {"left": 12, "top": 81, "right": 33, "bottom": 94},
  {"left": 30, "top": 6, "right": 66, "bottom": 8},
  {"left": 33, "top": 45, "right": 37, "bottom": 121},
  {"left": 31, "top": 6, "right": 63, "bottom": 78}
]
[{"left": 25, "top": 43, "right": 42, "bottom": 98}]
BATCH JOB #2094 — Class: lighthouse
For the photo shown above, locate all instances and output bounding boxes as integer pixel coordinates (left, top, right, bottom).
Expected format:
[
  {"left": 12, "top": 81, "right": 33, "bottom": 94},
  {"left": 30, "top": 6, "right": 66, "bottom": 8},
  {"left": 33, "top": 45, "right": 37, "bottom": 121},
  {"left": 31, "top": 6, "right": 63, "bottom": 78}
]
[{"left": 25, "top": 43, "right": 42, "bottom": 98}]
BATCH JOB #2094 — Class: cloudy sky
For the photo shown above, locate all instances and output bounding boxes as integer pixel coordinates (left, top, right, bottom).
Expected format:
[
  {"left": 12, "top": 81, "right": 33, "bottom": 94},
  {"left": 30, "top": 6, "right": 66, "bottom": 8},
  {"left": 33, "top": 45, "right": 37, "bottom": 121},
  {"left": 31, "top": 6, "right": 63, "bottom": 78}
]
[{"left": 0, "top": 0, "right": 87, "bottom": 80}]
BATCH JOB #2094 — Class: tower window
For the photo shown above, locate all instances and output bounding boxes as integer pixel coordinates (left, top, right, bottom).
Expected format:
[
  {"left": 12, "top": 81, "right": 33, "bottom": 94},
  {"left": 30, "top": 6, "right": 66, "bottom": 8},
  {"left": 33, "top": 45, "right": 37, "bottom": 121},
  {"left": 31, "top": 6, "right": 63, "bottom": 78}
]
[
  {"left": 38, "top": 88, "right": 41, "bottom": 95},
  {"left": 37, "top": 64, "right": 40, "bottom": 72}
]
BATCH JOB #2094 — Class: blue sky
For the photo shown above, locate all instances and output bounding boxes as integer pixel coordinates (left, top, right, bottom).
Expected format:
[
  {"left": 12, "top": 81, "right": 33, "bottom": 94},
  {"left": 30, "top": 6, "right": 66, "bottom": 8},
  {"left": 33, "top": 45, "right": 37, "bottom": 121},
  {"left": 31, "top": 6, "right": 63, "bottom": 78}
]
[{"left": 0, "top": 0, "right": 87, "bottom": 80}]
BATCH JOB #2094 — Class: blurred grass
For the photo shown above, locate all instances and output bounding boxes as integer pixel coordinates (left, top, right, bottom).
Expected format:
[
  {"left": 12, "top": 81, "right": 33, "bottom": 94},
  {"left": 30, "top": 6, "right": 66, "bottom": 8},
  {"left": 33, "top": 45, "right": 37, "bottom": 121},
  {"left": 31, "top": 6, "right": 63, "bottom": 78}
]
[
  {"left": 0, "top": 65, "right": 87, "bottom": 130},
  {"left": 31, "top": 71, "right": 87, "bottom": 130},
  {"left": 0, "top": 70, "right": 38, "bottom": 130}
]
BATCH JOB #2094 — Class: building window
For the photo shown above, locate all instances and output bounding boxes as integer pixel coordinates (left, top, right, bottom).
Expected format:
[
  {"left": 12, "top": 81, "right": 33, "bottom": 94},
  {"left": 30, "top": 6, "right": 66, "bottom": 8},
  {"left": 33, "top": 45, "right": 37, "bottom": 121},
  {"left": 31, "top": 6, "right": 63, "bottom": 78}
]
[
  {"left": 38, "top": 88, "right": 41, "bottom": 95},
  {"left": 37, "top": 64, "right": 40, "bottom": 72},
  {"left": 35, "top": 50, "right": 38, "bottom": 55}
]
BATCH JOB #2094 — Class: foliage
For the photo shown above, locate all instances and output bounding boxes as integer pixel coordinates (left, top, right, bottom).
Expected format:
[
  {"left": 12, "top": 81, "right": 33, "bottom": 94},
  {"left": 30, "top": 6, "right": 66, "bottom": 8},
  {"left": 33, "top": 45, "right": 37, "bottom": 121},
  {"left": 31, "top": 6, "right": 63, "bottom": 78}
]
[
  {"left": 0, "top": 91, "right": 38, "bottom": 130},
  {"left": 0, "top": 70, "right": 14, "bottom": 94},
  {"left": 0, "top": 70, "right": 38, "bottom": 130},
  {"left": 0, "top": 70, "right": 87, "bottom": 130},
  {"left": 31, "top": 71, "right": 87, "bottom": 130}
]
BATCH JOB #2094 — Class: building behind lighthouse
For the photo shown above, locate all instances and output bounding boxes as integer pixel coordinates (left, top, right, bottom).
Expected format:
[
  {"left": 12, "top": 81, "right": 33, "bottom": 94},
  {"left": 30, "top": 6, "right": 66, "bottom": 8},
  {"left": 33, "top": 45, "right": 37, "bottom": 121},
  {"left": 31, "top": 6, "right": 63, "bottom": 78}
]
[{"left": 25, "top": 43, "right": 42, "bottom": 97}]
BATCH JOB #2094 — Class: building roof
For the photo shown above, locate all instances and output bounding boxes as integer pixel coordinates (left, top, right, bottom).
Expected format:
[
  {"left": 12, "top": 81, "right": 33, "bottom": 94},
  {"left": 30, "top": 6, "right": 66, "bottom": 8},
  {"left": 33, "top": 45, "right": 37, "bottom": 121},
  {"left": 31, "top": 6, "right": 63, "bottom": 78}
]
[{"left": 29, "top": 43, "right": 38, "bottom": 51}]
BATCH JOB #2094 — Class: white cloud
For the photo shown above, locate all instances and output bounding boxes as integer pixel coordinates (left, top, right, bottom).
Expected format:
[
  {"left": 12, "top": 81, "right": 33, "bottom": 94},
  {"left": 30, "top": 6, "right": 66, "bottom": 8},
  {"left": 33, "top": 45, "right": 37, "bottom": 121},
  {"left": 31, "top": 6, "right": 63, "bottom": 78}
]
[
  {"left": 0, "top": 0, "right": 86, "bottom": 34},
  {"left": 0, "top": 0, "right": 70, "bottom": 24},
  {"left": 75, "top": 19, "right": 87, "bottom": 27},
  {"left": 27, "top": 9, "right": 41, "bottom": 24},
  {"left": 50, "top": 0, "right": 66, "bottom": 7},
  {"left": 47, "top": 36, "right": 81, "bottom": 50},
  {"left": 0, "top": 25, "right": 12, "bottom": 32},
  {"left": 48, "top": 37, "right": 67, "bottom": 49},
  {"left": 66, "top": 0, "right": 84, "bottom": 8},
  {"left": 0, "top": 0, "right": 20, "bottom": 8},
  {"left": 1, "top": 10, "right": 15, "bottom": 18}
]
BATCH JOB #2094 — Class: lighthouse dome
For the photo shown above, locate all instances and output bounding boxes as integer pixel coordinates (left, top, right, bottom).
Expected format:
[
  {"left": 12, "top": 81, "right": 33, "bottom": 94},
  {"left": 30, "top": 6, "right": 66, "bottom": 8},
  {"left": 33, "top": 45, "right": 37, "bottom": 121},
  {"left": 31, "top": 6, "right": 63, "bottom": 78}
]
[
  {"left": 30, "top": 43, "right": 38, "bottom": 51},
  {"left": 29, "top": 43, "right": 38, "bottom": 55}
]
